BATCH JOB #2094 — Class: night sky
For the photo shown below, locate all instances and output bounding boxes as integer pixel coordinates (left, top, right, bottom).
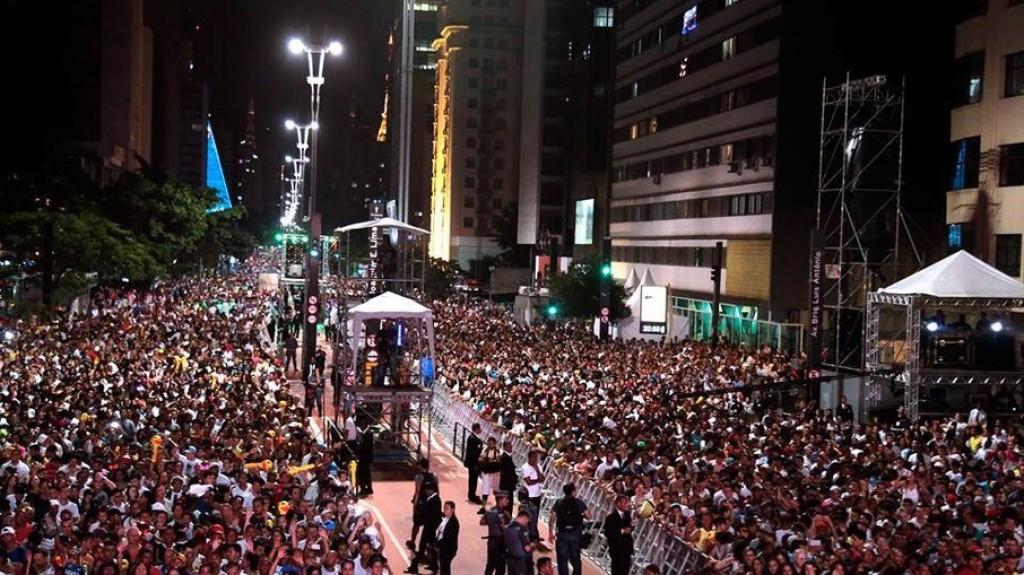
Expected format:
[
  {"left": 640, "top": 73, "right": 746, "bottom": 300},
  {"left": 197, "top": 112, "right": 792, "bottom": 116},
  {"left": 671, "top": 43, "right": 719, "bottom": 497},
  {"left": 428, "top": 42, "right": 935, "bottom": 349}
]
[{"left": 192, "top": 1, "right": 394, "bottom": 228}]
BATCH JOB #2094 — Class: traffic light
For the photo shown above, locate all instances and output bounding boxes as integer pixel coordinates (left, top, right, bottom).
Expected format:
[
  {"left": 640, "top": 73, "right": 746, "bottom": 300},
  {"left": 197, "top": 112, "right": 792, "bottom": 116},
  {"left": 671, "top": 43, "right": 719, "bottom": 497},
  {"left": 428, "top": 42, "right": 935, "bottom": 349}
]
[
  {"left": 600, "top": 263, "right": 612, "bottom": 277},
  {"left": 309, "top": 246, "right": 320, "bottom": 258},
  {"left": 546, "top": 304, "right": 559, "bottom": 317},
  {"left": 710, "top": 266, "right": 720, "bottom": 283},
  {"left": 275, "top": 233, "right": 284, "bottom": 244}
]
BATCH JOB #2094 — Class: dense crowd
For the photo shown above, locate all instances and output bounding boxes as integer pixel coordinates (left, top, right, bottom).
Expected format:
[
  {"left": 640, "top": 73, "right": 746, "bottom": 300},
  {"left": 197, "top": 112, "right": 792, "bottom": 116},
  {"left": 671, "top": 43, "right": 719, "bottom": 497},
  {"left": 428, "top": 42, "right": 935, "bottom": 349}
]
[
  {"left": 0, "top": 255, "right": 399, "bottom": 575},
  {"left": 432, "top": 299, "right": 1024, "bottom": 575}
]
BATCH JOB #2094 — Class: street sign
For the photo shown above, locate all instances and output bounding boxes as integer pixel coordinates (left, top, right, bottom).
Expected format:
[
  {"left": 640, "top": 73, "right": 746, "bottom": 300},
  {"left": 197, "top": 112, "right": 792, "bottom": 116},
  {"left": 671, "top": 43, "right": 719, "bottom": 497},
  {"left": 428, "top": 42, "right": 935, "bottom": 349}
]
[
  {"left": 600, "top": 316, "right": 609, "bottom": 323},
  {"left": 308, "top": 295, "right": 318, "bottom": 305},
  {"left": 307, "top": 315, "right": 317, "bottom": 324},
  {"left": 367, "top": 334, "right": 377, "bottom": 348},
  {"left": 366, "top": 350, "right": 380, "bottom": 364},
  {"left": 600, "top": 307, "right": 609, "bottom": 316},
  {"left": 307, "top": 305, "right": 317, "bottom": 315}
]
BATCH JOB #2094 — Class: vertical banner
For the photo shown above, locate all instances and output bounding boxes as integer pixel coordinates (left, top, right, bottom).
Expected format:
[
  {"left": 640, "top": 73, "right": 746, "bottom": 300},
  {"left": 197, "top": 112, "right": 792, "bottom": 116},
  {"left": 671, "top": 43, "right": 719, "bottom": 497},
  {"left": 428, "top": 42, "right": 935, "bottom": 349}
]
[
  {"left": 367, "top": 200, "right": 385, "bottom": 297},
  {"left": 808, "top": 229, "right": 825, "bottom": 370}
]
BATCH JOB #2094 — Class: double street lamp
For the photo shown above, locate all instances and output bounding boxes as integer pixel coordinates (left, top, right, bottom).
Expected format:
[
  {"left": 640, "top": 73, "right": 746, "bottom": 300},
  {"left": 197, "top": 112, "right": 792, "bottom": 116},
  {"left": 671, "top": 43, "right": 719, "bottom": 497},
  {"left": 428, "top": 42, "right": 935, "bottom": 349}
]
[{"left": 284, "top": 37, "right": 342, "bottom": 383}]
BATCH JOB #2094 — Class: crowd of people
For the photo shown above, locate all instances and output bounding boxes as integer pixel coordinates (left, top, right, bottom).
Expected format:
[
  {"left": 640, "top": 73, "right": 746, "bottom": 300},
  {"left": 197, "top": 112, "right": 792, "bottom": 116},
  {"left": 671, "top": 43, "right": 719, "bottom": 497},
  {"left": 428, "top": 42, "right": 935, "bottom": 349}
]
[
  {"left": 0, "top": 254, "right": 402, "bottom": 575},
  {"left": 2, "top": 250, "right": 1023, "bottom": 575},
  {"left": 431, "top": 299, "right": 1024, "bottom": 575}
]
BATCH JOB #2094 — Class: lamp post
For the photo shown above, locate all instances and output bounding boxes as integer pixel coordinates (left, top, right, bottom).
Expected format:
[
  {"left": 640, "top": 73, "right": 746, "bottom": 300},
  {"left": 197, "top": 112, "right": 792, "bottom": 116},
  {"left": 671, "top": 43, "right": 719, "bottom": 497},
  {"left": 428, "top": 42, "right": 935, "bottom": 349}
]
[{"left": 287, "top": 38, "right": 342, "bottom": 383}]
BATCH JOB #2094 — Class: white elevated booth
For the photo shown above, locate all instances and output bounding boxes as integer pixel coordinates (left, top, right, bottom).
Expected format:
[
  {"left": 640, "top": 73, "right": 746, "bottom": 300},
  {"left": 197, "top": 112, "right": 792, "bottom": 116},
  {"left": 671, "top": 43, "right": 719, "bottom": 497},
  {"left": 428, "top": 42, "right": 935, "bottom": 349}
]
[
  {"left": 345, "top": 290, "right": 437, "bottom": 459},
  {"left": 865, "top": 250, "right": 1024, "bottom": 419},
  {"left": 334, "top": 217, "right": 430, "bottom": 297}
]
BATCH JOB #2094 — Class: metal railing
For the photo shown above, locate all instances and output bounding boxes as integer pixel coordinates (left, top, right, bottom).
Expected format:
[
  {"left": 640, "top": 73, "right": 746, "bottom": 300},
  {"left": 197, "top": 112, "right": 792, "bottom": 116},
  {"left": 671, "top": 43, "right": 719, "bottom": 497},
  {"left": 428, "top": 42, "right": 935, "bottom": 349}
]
[{"left": 430, "top": 384, "right": 709, "bottom": 575}]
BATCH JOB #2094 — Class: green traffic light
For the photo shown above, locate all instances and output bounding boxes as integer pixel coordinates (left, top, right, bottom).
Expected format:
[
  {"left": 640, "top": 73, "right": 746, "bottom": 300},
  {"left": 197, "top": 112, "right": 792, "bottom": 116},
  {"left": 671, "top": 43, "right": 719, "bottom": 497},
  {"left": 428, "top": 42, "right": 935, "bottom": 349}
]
[
  {"left": 547, "top": 305, "right": 558, "bottom": 316},
  {"left": 275, "top": 233, "right": 284, "bottom": 243},
  {"left": 600, "top": 264, "right": 612, "bottom": 277}
]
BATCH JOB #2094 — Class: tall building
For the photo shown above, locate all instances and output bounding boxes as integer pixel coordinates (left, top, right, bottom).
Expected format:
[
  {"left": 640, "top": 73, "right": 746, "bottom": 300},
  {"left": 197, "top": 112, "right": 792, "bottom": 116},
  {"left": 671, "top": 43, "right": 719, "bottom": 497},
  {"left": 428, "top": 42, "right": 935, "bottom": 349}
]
[
  {"left": 341, "top": 99, "right": 390, "bottom": 223},
  {"left": 564, "top": 1, "right": 616, "bottom": 257},
  {"left": 429, "top": 0, "right": 526, "bottom": 265},
  {"left": 3, "top": 0, "right": 152, "bottom": 182},
  {"left": 146, "top": 0, "right": 228, "bottom": 207},
  {"left": 426, "top": 0, "right": 617, "bottom": 265},
  {"left": 610, "top": 0, "right": 949, "bottom": 321},
  {"left": 946, "top": 1, "right": 1024, "bottom": 278},
  {"left": 236, "top": 99, "right": 263, "bottom": 214},
  {"left": 388, "top": 0, "right": 440, "bottom": 230}
]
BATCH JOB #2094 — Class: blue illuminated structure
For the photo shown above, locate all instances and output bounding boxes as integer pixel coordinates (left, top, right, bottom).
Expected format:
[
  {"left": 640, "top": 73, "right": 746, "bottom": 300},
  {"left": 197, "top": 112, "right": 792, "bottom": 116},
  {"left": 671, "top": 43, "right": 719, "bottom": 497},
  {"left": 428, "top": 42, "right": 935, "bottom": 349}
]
[{"left": 206, "top": 120, "right": 233, "bottom": 212}]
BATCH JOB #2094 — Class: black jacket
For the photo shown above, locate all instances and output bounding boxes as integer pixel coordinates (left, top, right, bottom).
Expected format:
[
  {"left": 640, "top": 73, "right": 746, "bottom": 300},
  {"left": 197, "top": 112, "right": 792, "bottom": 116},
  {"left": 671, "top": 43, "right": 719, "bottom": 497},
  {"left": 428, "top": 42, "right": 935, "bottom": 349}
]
[
  {"left": 419, "top": 493, "right": 444, "bottom": 535},
  {"left": 603, "top": 509, "right": 634, "bottom": 557},
  {"left": 436, "top": 515, "right": 460, "bottom": 557},
  {"left": 499, "top": 452, "right": 517, "bottom": 494},
  {"left": 465, "top": 434, "right": 483, "bottom": 469}
]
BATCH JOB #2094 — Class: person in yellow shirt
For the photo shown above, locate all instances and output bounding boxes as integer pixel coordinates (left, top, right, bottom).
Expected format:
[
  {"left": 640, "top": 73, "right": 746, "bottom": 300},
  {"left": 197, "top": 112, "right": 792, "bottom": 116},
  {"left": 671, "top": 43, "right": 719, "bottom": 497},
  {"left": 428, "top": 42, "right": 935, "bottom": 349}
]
[{"left": 966, "top": 426, "right": 986, "bottom": 454}]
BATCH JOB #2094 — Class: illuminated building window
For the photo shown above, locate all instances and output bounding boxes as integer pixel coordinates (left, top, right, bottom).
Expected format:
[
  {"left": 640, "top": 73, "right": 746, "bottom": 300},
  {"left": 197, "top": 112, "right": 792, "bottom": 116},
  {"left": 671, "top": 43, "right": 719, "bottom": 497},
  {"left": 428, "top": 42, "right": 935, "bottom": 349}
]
[
  {"left": 593, "top": 7, "right": 614, "bottom": 28},
  {"left": 722, "top": 37, "right": 736, "bottom": 60}
]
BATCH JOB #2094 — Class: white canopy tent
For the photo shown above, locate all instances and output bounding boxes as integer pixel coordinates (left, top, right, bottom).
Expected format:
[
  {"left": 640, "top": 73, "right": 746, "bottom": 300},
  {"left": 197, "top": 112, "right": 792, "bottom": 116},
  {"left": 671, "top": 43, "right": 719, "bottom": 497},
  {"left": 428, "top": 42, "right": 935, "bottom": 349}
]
[
  {"left": 348, "top": 291, "right": 436, "bottom": 386},
  {"left": 638, "top": 267, "right": 656, "bottom": 288},
  {"left": 623, "top": 268, "right": 640, "bottom": 293},
  {"left": 865, "top": 250, "right": 1024, "bottom": 420},
  {"left": 334, "top": 217, "right": 431, "bottom": 236},
  {"left": 879, "top": 250, "right": 1024, "bottom": 298}
]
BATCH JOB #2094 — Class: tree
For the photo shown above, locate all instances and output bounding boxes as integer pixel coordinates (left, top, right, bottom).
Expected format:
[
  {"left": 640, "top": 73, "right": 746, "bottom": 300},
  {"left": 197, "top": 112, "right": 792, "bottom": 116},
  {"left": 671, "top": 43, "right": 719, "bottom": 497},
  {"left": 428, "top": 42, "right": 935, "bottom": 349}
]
[
  {"left": 0, "top": 211, "right": 160, "bottom": 307},
  {"left": 548, "top": 253, "right": 630, "bottom": 319},
  {"left": 424, "top": 257, "right": 462, "bottom": 300},
  {"left": 97, "top": 173, "right": 217, "bottom": 271}
]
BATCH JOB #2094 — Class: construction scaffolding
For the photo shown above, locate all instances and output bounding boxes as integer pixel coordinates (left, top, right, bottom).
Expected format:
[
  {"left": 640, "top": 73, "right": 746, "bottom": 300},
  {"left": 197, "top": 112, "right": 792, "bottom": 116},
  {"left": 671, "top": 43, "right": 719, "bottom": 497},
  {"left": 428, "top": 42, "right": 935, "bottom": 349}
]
[{"left": 814, "top": 74, "right": 922, "bottom": 372}]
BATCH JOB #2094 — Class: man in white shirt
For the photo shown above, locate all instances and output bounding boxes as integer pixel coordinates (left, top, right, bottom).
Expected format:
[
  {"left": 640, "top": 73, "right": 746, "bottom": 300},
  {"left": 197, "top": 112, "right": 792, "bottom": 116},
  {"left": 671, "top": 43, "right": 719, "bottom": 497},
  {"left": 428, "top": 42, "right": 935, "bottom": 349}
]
[
  {"left": 231, "top": 472, "right": 255, "bottom": 509},
  {"left": 520, "top": 449, "right": 546, "bottom": 548},
  {"left": 594, "top": 453, "right": 619, "bottom": 481},
  {"left": 0, "top": 447, "right": 30, "bottom": 480}
]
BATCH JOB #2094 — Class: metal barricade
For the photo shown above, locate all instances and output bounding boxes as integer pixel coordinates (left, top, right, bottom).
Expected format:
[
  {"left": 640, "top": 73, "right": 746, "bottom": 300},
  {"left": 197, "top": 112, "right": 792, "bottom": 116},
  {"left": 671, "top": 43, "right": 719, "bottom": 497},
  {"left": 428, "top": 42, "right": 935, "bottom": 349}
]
[{"left": 430, "top": 385, "right": 710, "bottom": 575}]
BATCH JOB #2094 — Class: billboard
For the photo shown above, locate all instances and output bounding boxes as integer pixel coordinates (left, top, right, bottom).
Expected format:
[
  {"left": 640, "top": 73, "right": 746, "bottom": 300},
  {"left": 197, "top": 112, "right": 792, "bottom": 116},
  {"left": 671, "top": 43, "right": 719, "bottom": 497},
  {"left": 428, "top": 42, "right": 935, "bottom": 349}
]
[
  {"left": 639, "top": 285, "right": 668, "bottom": 335},
  {"left": 574, "top": 199, "right": 594, "bottom": 245}
]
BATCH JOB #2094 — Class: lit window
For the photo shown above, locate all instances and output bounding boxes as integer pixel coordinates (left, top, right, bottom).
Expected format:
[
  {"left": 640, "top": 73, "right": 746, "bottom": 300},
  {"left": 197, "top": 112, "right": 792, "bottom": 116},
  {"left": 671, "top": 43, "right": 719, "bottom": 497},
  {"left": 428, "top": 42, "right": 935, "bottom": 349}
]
[
  {"left": 678, "top": 57, "right": 689, "bottom": 78},
  {"left": 630, "top": 124, "right": 640, "bottom": 140},
  {"left": 648, "top": 117, "right": 658, "bottom": 134},
  {"left": 681, "top": 6, "right": 697, "bottom": 35},
  {"left": 722, "top": 37, "right": 736, "bottom": 60},
  {"left": 593, "top": 7, "right": 614, "bottom": 28},
  {"left": 720, "top": 143, "right": 734, "bottom": 164},
  {"left": 725, "top": 0, "right": 739, "bottom": 6}
]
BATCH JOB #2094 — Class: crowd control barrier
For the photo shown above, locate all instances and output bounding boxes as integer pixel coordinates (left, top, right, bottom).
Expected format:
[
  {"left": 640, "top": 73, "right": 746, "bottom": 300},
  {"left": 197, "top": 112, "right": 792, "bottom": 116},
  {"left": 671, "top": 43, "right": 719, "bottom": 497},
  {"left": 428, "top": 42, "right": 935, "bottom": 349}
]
[{"left": 430, "top": 384, "right": 709, "bottom": 575}]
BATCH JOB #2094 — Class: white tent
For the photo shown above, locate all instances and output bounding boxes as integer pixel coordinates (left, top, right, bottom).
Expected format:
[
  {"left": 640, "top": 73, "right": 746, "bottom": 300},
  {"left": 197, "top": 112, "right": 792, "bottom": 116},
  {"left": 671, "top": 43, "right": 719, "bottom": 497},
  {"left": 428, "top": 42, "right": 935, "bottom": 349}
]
[
  {"left": 348, "top": 291, "right": 436, "bottom": 386},
  {"left": 334, "top": 217, "right": 430, "bottom": 236},
  {"left": 638, "top": 267, "right": 656, "bottom": 288},
  {"left": 623, "top": 268, "right": 640, "bottom": 293},
  {"left": 879, "top": 250, "right": 1024, "bottom": 298}
]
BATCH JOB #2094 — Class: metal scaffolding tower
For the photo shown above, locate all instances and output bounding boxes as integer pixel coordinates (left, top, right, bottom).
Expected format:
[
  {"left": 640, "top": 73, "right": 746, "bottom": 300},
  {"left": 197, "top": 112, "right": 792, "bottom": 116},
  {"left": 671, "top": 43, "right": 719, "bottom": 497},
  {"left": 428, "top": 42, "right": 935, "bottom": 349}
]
[{"left": 815, "top": 74, "right": 922, "bottom": 371}]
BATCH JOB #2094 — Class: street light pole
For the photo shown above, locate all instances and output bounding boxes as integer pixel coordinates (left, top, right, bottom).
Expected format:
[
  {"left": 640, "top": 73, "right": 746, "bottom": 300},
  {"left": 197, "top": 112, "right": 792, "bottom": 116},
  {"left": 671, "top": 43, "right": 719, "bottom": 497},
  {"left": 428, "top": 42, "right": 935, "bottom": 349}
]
[{"left": 287, "top": 38, "right": 342, "bottom": 383}]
